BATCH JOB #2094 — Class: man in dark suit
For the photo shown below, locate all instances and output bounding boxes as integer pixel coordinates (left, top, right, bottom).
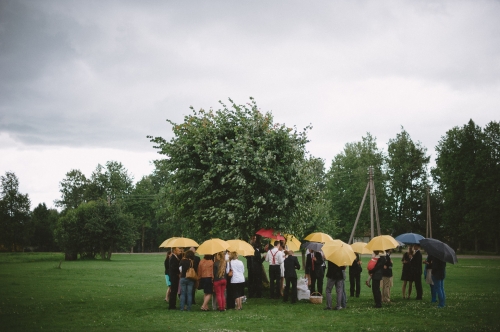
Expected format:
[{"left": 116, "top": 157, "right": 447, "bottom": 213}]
[
  {"left": 307, "top": 250, "right": 324, "bottom": 295},
  {"left": 283, "top": 250, "right": 301, "bottom": 303},
  {"left": 412, "top": 244, "right": 423, "bottom": 300},
  {"left": 168, "top": 247, "right": 181, "bottom": 309}
]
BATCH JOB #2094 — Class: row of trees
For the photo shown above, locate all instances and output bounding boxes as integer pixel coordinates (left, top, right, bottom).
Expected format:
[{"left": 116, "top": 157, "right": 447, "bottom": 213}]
[{"left": 1, "top": 98, "right": 498, "bottom": 257}]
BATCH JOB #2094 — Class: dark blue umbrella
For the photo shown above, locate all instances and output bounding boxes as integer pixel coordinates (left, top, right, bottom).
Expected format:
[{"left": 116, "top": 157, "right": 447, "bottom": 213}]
[
  {"left": 394, "top": 232, "right": 424, "bottom": 244},
  {"left": 302, "top": 242, "right": 324, "bottom": 252},
  {"left": 419, "top": 238, "right": 458, "bottom": 264}
]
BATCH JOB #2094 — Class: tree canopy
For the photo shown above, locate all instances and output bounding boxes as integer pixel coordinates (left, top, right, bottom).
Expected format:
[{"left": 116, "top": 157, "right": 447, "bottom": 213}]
[{"left": 148, "top": 98, "right": 318, "bottom": 240}]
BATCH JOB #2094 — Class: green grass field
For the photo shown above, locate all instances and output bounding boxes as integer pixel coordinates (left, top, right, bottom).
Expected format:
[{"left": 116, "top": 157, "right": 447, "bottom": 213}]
[{"left": 1, "top": 253, "right": 499, "bottom": 331}]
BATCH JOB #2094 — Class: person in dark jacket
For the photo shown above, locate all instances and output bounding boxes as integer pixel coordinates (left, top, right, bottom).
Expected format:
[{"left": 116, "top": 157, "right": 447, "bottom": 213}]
[
  {"left": 306, "top": 250, "right": 324, "bottom": 295},
  {"left": 349, "top": 253, "right": 362, "bottom": 297},
  {"left": 283, "top": 250, "right": 301, "bottom": 303},
  {"left": 325, "top": 260, "right": 345, "bottom": 310},
  {"left": 411, "top": 244, "right": 423, "bottom": 300},
  {"left": 168, "top": 247, "right": 181, "bottom": 310},
  {"left": 382, "top": 249, "right": 393, "bottom": 302},
  {"left": 429, "top": 256, "right": 446, "bottom": 308},
  {"left": 368, "top": 251, "right": 386, "bottom": 308}
]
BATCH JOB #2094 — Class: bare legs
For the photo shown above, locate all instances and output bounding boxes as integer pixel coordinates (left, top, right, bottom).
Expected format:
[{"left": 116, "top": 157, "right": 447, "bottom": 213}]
[
  {"left": 201, "top": 294, "right": 211, "bottom": 310},
  {"left": 402, "top": 281, "right": 413, "bottom": 299}
]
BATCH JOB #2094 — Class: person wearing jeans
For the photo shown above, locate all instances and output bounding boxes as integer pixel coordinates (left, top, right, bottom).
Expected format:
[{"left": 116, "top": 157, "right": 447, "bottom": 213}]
[
  {"left": 430, "top": 256, "right": 446, "bottom": 308},
  {"left": 179, "top": 250, "right": 196, "bottom": 311},
  {"left": 325, "top": 261, "right": 344, "bottom": 310}
]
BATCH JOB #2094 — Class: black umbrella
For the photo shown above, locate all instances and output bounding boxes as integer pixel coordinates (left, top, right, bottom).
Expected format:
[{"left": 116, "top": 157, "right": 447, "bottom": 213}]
[
  {"left": 303, "top": 242, "right": 324, "bottom": 252},
  {"left": 419, "top": 238, "right": 458, "bottom": 264}
]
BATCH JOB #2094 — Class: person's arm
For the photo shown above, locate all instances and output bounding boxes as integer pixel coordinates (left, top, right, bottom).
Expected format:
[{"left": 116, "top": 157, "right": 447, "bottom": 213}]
[{"left": 295, "top": 257, "right": 301, "bottom": 270}]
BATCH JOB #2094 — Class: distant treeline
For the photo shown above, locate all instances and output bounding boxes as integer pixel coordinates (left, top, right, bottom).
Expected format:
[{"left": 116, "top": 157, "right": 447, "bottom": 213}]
[{"left": 1, "top": 106, "right": 498, "bottom": 256}]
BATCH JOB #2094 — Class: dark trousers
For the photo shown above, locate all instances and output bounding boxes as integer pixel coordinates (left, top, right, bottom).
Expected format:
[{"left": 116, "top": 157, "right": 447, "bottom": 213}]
[
  {"left": 168, "top": 277, "right": 179, "bottom": 309},
  {"left": 247, "top": 265, "right": 255, "bottom": 297},
  {"left": 310, "top": 273, "right": 324, "bottom": 295},
  {"left": 252, "top": 264, "right": 263, "bottom": 297},
  {"left": 372, "top": 279, "right": 382, "bottom": 307},
  {"left": 226, "top": 277, "right": 235, "bottom": 309},
  {"left": 349, "top": 274, "right": 360, "bottom": 297},
  {"left": 269, "top": 265, "right": 281, "bottom": 298},
  {"left": 414, "top": 274, "right": 423, "bottom": 299},
  {"left": 283, "top": 277, "right": 298, "bottom": 303}
]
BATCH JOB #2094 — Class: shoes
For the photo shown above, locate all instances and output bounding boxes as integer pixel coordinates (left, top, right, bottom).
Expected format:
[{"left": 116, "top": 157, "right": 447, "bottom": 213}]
[
  {"left": 323, "top": 307, "right": 332, "bottom": 310},
  {"left": 201, "top": 307, "right": 209, "bottom": 311},
  {"left": 334, "top": 307, "right": 343, "bottom": 310}
]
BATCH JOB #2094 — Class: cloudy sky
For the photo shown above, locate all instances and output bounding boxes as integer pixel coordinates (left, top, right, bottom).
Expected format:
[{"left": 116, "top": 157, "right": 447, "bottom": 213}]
[{"left": 1, "top": 0, "right": 499, "bottom": 209}]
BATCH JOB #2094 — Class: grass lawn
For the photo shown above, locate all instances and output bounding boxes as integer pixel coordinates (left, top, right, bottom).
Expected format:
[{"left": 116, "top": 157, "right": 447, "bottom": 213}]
[{"left": 1, "top": 252, "right": 499, "bottom": 331}]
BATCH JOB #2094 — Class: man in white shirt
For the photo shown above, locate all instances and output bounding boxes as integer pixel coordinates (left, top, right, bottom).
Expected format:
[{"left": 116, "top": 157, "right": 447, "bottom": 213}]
[{"left": 266, "top": 241, "right": 284, "bottom": 299}]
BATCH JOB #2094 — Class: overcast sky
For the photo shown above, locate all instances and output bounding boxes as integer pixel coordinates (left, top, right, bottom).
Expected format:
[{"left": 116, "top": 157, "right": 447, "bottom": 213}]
[{"left": 1, "top": 0, "right": 499, "bottom": 209}]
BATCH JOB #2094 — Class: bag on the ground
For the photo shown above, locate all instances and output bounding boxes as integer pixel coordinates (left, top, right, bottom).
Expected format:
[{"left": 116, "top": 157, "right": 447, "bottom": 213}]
[{"left": 186, "top": 260, "right": 198, "bottom": 280}]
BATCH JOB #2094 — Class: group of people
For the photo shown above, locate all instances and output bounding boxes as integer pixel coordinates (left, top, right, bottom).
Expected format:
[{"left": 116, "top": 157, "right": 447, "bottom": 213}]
[
  {"left": 163, "top": 238, "right": 446, "bottom": 312},
  {"left": 164, "top": 247, "right": 247, "bottom": 311}
]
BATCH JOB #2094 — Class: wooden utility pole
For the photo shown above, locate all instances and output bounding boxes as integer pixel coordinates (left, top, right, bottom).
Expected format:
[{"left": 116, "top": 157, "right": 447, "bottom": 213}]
[
  {"left": 426, "top": 186, "right": 432, "bottom": 238},
  {"left": 348, "top": 166, "right": 381, "bottom": 244}
]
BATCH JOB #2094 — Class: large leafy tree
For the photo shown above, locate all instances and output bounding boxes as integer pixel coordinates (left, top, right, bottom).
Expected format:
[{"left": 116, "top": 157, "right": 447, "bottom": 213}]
[
  {"left": 386, "top": 128, "right": 430, "bottom": 236},
  {"left": 483, "top": 121, "right": 500, "bottom": 253},
  {"left": 325, "top": 133, "right": 387, "bottom": 241},
  {"left": 85, "top": 162, "right": 134, "bottom": 205},
  {"left": 148, "top": 98, "right": 316, "bottom": 240},
  {"left": 30, "top": 203, "right": 59, "bottom": 251},
  {"left": 433, "top": 120, "right": 492, "bottom": 252},
  {"left": 55, "top": 169, "right": 88, "bottom": 209},
  {"left": 56, "top": 200, "right": 136, "bottom": 260},
  {"left": 126, "top": 175, "right": 157, "bottom": 252},
  {"left": 0, "top": 172, "right": 31, "bottom": 251}
]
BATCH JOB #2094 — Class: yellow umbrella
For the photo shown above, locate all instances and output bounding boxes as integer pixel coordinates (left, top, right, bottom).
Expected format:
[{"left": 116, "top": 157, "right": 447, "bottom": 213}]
[
  {"left": 322, "top": 241, "right": 356, "bottom": 266},
  {"left": 304, "top": 232, "right": 334, "bottom": 243},
  {"left": 196, "top": 238, "right": 229, "bottom": 255},
  {"left": 350, "top": 242, "right": 373, "bottom": 255},
  {"left": 159, "top": 237, "right": 180, "bottom": 248},
  {"left": 164, "top": 237, "right": 199, "bottom": 248},
  {"left": 283, "top": 234, "right": 301, "bottom": 251},
  {"left": 365, "top": 235, "right": 399, "bottom": 252},
  {"left": 226, "top": 240, "right": 255, "bottom": 256}
]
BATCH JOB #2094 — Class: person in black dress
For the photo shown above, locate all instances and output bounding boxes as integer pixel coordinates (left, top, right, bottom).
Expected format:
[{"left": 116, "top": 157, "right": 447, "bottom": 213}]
[
  {"left": 349, "top": 253, "right": 362, "bottom": 297},
  {"left": 401, "top": 246, "right": 414, "bottom": 299}
]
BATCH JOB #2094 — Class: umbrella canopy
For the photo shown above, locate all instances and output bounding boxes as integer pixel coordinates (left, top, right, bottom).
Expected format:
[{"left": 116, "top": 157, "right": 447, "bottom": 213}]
[
  {"left": 395, "top": 232, "right": 425, "bottom": 245},
  {"left": 159, "top": 237, "right": 180, "bottom": 248},
  {"left": 365, "top": 235, "right": 400, "bottom": 252},
  {"left": 420, "top": 238, "right": 458, "bottom": 264},
  {"left": 256, "top": 228, "right": 276, "bottom": 238},
  {"left": 284, "top": 234, "right": 301, "bottom": 251},
  {"left": 256, "top": 229, "right": 286, "bottom": 241},
  {"left": 304, "top": 232, "right": 334, "bottom": 243},
  {"left": 226, "top": 240, "right": 255, "bottom": 256},
  {"left": 196, "top": 238, "right": 229, "bottom": 255},
  {"left": 303, "top": 242, "right": 324, "bottom": 252},
  {"left": 164, "top": 237, "right": 199, "bottom": 248},
  {"left": 350, "top": 242, "right": 373, "bottom": 255},
  {"left": 322, "top": 241, "right": 356, "bottom": 266}
]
